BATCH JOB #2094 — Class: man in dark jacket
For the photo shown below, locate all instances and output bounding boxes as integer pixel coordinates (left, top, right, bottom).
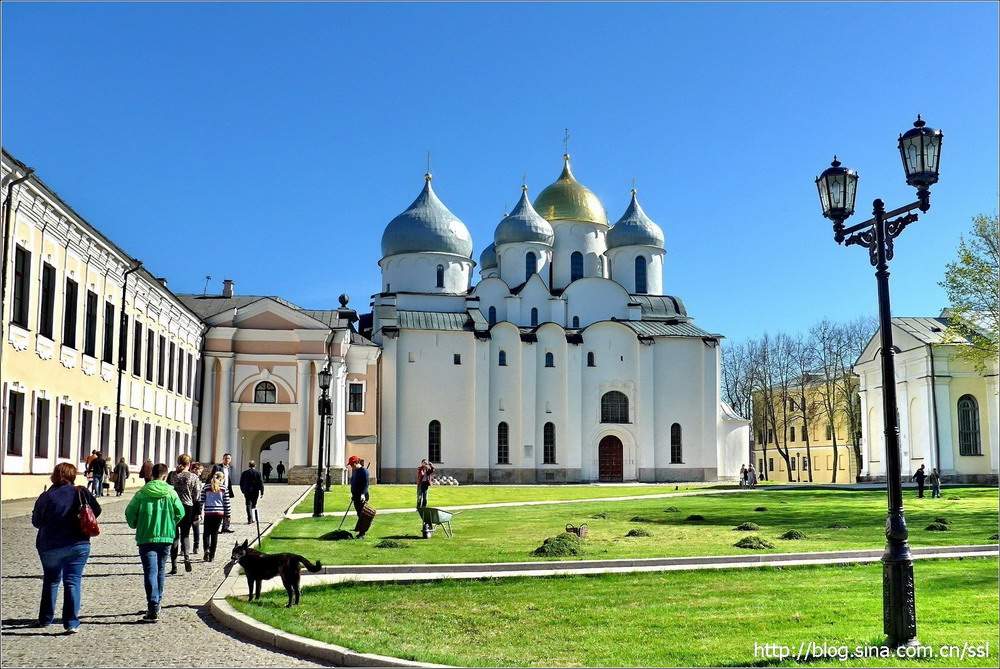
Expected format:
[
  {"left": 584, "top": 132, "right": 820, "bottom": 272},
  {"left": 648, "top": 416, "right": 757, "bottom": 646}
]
[
  {"left": 239, "top": 461, "right": 265, "bottom": 524},
  {"left": 913, "top": 464, "right": 927, "bottom": 498},
  {"left": 348, "top": 456, "right": 370, "bottom": 539},
  {"left": 210, "top": 453, "right": 235, "bottom": 533},
  {"left": 90, "top": 453, "right": 108, "bottom": 497}
]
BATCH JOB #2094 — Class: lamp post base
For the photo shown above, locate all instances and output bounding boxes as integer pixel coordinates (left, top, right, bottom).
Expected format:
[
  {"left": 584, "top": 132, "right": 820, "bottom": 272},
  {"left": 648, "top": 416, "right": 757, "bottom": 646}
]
[{"left": 882, "top": 550, "right": 918, "bottom": 647}]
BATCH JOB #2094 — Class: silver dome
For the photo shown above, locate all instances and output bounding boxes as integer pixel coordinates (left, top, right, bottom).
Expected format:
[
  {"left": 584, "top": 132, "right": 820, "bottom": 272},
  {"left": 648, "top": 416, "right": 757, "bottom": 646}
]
[
  {"left": 381, "top": 175, "right": 473, "bottom": 259},
  {"left": 494, "top": 186, "right": 554, "bottom": 246},
  {"left": 479, "top": 242, "right": 498, "bottom": 269},
  {"left": 607, "top": 190, "right": 665, "bottom": 250}
]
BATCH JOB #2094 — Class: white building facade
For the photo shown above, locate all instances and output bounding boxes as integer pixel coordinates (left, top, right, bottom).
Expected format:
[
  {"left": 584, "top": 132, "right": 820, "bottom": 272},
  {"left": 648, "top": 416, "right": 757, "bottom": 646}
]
[
  {"left": 855, "top": 315, "right": 999, "bottom": 483},
  {"left": 372, "top": 156, "right": 748, "bottom": 484}
]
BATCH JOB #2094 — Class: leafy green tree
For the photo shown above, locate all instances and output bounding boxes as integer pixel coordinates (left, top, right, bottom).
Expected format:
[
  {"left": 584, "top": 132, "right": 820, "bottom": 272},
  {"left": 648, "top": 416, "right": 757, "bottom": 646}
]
[{"left": 940, "top": 214, "right": 999, "bottom": 371}]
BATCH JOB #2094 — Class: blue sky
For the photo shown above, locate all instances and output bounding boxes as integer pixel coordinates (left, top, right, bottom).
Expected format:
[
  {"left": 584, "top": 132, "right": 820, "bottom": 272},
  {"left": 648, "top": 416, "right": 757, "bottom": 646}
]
[{"left": 3, "top": 2, "right": 997, "bottom": 342}]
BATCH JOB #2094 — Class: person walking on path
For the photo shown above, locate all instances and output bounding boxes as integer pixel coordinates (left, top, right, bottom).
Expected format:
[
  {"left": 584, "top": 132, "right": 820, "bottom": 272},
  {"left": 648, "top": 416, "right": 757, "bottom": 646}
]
[
  {"left": 276, "top": 461, "right": 285, "bottom": 482},
  {"left": 89, "top": 453, "right": 108, "bottom": 497},
  {"left": 929, "top": 467, "right": 942, "bottom": 498},
  {"left": 348, "top": 456, "right": 370, "bottom": 539},
  {"left": 31, "top": 463, "right": 101, "bottom": 633},
  {"left": 210, "top": 453, "right": 235, "bottom": 533},
  {"left": 913, "top": 464, "right": 927, "bottom": 498},
  {"left": 239, "top": 461, "right": 265, "bottom": 524},
  {"left": 169, "top": 454, "right": 202, "bottom": 574},
  {"left": 739, "top": 464, "right": 748, "bottom": 488},
  {"left": 416, "top": 459, "right": 435, "bottom": 508},
  {"left": 201, "top": 472, "right": 231, "bottom": 562},
  {"left": 112, "top": 457, "right": 129, "bottom": 496},
  {"left": 262, "top": 461, "right": 272, "bottom": 482},
  {"left": 124, "top": 463, "right": 185, "bottom": 623},
  {"left": 139, "top": 459, "right": 153, "bottom": 484}
]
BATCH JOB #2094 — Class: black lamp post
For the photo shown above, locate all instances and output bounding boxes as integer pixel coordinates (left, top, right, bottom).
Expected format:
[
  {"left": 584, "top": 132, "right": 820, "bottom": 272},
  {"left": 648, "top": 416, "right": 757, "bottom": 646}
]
[
  {"left": 324, "top": 413, "right": 334, "bottom": 491},
  {"left": 312, "top": 365, "right": 333, "bottom": 517},
  {"left": 814, "top": 115, "right": 942, "bottom": 648}
]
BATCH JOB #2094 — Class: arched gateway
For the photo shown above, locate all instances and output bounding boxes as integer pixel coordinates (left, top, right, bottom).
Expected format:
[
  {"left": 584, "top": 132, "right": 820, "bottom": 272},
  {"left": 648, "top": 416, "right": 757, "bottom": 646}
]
[{"left": 598, "top": 435, "right": 624, "bottom": 482}]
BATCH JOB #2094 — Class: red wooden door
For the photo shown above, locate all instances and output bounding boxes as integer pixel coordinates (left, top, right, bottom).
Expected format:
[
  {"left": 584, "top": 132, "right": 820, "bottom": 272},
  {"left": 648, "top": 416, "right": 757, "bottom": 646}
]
[{"left": 598, "top": 436, "right": 623, "bottom": 482}]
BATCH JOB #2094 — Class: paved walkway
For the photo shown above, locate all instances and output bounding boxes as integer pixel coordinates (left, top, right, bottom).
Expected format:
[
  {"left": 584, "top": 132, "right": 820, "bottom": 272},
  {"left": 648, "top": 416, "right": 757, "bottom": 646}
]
[{"left": 0, "top": 484, "right": 326, "bottom": 668}]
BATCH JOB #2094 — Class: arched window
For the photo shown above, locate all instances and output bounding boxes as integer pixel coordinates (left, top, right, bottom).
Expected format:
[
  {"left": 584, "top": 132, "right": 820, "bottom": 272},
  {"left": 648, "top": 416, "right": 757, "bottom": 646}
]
[
  {"left": 436, "top": 265, "right": 444, "bottom": 288},
  {"left": 587, "top": 352, "right": 596, "bottom": 367},
  {"left": 670, "top": 423, "right": 682, "bottom": 463},
  {"left": 601, "top": 391, "right": 629, "bottom": 423},
  {"left": 790, "top": 426, "right": 796, "bottom": 442},
  {"left": 957, "top": 395, "right": 982, "bottom": 455},
  {"left": 543, "top": 422, "right": 556, "bottom": 464},
  {"left": 635, "top": 256, "right": 647, "bottom": 294},
  {"left": 497, "top": 422, "right": 509, "bottom": 464},
  {"left": 570, "top": 252, "right": 583, "bottom": 282},
  {"left": 545, "top": 352, "right": 555, "bottom": 368},
  {"left": 525, "top": 252, "right": 538, "bottom": 280},
  {"left": 428, "top": 420, "right": 442, "bottom": 462},
  {"left": 498, "top": 350, "right": 507, "bottom": 367},
  {"left": 488, "top": 306, "right": 497, "bottom": 326},
  {"left": 572, "top": 316, "right": 580, "bottom": 328},
  {"left": 254, "top": 381, "right": 276, "bottom": 404},
  {"left": 530, "top": 308, "right": 538, "bottom": 327}
]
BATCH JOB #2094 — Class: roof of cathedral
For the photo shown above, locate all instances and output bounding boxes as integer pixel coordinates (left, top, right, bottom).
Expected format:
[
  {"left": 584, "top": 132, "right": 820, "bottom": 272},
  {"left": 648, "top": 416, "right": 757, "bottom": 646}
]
[
  {"left": 479, "top": 242, "right": 498, "bottom": 269},
  {"left": 495, "top": 186, "right": 555, "bottom": 246},
  {"left": 397, "top": 310, "right": 471, "bottom": 331},
  {"left": 607, "top": 190, "right": 665, "bottom": 250},
  {"left": 622, "top": 320, "right": 715, "bottom": 338},
  {"left": 630, "top": 294, "right": 688, "bottom": 319},
  {"left": 532, "top": 155, "right": 608, "bottom": 226},
  {"left": 381, "top": 174, "right": 473, "bottom": 259}
]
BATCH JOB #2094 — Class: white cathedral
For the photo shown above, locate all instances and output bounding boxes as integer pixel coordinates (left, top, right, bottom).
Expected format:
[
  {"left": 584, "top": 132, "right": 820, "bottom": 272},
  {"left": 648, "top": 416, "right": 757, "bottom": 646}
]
[{"left": 371, "top": 154, "right": 749, "bottom": 483}]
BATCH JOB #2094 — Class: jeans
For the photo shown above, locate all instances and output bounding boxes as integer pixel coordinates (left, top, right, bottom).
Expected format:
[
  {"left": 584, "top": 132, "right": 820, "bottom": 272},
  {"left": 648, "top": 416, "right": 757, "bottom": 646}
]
[
  {"left": 38, "top": 542, "right": 91, "bottom": 630},
  {"left": 932, "top": 482, "right": 941, "bottom": 498},
  {"left": 417, "top": 482, "right": 430, "bottom": 508},
  {"left": 138, "top": 543, "right": 171, "bottom": 606},
  {"left": 170, "top": 505, "right": 198, "bottom": 566},
  {"left": 203, "top": 515, "right": 223, "bottom": 559}
]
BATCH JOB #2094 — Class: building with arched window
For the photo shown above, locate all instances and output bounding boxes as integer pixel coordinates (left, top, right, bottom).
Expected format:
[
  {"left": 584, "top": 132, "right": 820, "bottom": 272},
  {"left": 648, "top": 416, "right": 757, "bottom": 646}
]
[
  {"left": 855, "top": 314, "right": 998, "bottom": 483},
  {"left": 371, "top": 153, "right": 748, "bottom": 483}
]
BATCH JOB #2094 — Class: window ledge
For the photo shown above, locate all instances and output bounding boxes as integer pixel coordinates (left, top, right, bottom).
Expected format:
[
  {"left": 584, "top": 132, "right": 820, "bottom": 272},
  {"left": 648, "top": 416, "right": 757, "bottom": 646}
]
[
  {"left": 60, "top": 346, "right": 79, "bottom": 369},
  {"left": 8, "top": 323, "right": 30, "bottom": 351}
]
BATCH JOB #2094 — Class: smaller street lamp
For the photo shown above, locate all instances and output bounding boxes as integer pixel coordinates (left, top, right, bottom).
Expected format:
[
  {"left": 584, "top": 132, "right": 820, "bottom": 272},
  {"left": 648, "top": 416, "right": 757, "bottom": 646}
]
[
  {"left": 312, "top": 365, "right": 333, "bottom": 517},
  {"left": 324, "top": 413, "right": 334, "bottom": 491},
  {"left": 815, "top": 157, "right": 859, "bottom": 242}
]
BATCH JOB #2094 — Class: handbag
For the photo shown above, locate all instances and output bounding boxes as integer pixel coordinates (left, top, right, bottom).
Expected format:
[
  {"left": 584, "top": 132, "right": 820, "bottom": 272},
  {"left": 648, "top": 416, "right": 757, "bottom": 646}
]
[{"left": 77, "top": 487, "right": 100, "bottom": 537}]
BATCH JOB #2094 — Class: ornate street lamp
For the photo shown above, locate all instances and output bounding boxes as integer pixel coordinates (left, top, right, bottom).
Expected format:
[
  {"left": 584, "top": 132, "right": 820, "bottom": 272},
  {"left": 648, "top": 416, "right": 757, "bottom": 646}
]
[
  {"left": 813, "top": 116, "right": 942, "bottom": 648},
  {"left": 324, "top": 413, "right": 334, "bottom": 491},
  {"left": 312, "top": 365, "right": 333, "bottom": 517}
]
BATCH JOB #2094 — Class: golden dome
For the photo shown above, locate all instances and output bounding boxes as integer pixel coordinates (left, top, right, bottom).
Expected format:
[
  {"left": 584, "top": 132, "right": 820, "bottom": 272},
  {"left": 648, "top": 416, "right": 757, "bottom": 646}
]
[{"left": 532, "top": 154, "right": 608, "bottom": 226}]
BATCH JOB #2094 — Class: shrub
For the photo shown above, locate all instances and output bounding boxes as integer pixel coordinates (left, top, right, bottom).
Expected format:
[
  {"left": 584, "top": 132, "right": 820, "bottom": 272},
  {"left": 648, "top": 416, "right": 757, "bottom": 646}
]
[
  {"left": 319, "top": 529, "right": 355, "bottom": 541},
  {"left": 734, "top": 536, "right": 774, "bottom": 550},
  {"left": 947, "top": 496, "right": 962, "bottom": 500},
  {"left": 532, "top": 532, "right": 583, "bottom": 557},
  {"left": 374, "top": 539, "right": 408, "bottom": 549},
  {"left": 685, "top": 514, "right": 705, "bottom": 522},
  {"left": 780, "top": 529, "right": 806, "bottom": 540},
  {"left": 663, "top": 506, "right": 681, "bottom": 513},
  {"left": 625, "top": 528, "right": 651, "bottom": 538},
  {"left": 925, "top": 522, "right": 950, "bottom": 532},
  {"left": 754, "top": 506, "right": 768, "bottom": 512},
  {"left": 590, "top": 512, "right": 609, "bottom": 520},
  {"left": 933, "top": 517, "right": 951, "bottom": 526},
  {"left": 988, "top": 533, "right": 998, "bottom": 541},
  {"left": 734, "top": 522, "right": 761, "bottom": 532},
  {"left": 828, "top": 522, "right": 849, "bottom": 529},
  {"left": 630, "top": 516, "right": 655, "bottom": 523}
]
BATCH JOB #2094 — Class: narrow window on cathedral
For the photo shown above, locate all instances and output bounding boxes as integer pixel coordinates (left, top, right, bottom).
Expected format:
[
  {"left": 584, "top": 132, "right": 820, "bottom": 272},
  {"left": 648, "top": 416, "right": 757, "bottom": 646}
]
[
  {"left": 544, "top": 352, "right": 554, "bottom": 368},
  {"left": 498, "top": 350, "right": 507, "bottom": 366},
  {"left": 488, "top": 306, "right": 497, "bottom": 326},
  {"left": 428, "top": 420, "right": 442, "bottom": 463},
  {"left": 530, "top": 308, "right": 538, "bottom": 327},
  {"left": 543, "top": 422, "right": 556, "bottom": 464},
  {"left": 587, "top": 352, "right": 596, "bottom": 367},
  {"left": 497, "top": 422, "right": 509, "bottom": 464},
  {"left": 572, "top": 316, "right": 580, "bottom": 328},
  {"left": 436, "top": 265, "right": 444, "bottom": 288},
  {"left": 635, "top": 256, "right": 648, "bottom": 294},
  {"left": 525, "top": 252, "right": 537, "bottom": 280},
  {"left": 453, "top": 354, "right": 461, "bottom": 365},
  {"left": 570, "top": 251, "right": 583, "bottom": 282},
  {"left": 670, "top": 423, "right": 682, "bottom": 463}
]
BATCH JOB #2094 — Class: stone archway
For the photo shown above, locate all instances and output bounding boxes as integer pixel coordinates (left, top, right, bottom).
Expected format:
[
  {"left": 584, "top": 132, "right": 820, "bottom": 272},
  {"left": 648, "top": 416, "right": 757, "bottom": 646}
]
[
  {"left": 598, "top": 435, "right": 624, "bottom": 482},
  {"left": 256, "top": 433, "right": 289, "bottom": 482}
]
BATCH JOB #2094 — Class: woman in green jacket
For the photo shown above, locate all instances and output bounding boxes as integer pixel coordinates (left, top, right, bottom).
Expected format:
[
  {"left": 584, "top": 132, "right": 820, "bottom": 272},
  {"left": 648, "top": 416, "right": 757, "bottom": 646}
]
[{"left": 124, "top": 463, "right": 185, "bottom": 623}]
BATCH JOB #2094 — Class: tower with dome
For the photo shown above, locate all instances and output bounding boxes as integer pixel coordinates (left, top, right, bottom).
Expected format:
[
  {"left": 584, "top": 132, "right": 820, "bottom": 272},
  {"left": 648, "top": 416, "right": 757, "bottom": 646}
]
[{"left": 371, "top": 154, "right": 748, "bottom": 483}]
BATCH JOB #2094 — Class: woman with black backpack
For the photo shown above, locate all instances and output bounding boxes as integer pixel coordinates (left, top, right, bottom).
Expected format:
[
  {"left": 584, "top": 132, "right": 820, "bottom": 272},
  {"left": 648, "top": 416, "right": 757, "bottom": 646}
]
[{"left": 31, "top": 462, "right": 101, "bottom": 633}]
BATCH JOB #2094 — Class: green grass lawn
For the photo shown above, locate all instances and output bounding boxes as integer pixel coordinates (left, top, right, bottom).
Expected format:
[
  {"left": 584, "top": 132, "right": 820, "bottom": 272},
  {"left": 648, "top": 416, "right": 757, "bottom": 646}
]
[
  {"left": 292, "top": 482, "right": 723, "bottom": 513},
  {"left": 267, "top": 487, "right": 999, "bottom": 566},
  {"left": 230, "top": 557, "right": 999, "bottom": 667}
]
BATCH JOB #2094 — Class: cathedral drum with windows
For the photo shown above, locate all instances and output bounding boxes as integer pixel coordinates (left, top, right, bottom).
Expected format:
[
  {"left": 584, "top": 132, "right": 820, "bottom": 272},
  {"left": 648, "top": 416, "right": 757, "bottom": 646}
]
[{"left": 371, "top": 155, "right": 749, "bottom": 483}]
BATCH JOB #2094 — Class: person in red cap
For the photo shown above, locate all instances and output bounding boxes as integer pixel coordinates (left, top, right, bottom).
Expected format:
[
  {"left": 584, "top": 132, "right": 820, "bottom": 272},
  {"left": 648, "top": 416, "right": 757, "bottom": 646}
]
[{"left": 347, "top": 456, "right": 369, "bottom": 539}]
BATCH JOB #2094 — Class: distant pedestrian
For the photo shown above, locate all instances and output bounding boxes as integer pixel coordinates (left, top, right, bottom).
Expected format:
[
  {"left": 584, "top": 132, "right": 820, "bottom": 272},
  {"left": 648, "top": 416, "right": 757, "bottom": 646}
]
[
  {"left": 210, "top": 454, "right": 235, "bottom": 533},
  {"left": 913, "top": 464, "right": 927, "bottom": 498},
  {"left": 276, "top": 461, "right": 285, "bottom": 482},
  {"left": 739, "top": 464, "right": 748, "bottom": 488},
  {"left": 748, "top": 464, "right": 759, "bottom": 488},
  {"left": 31, "top": 463, "right": 101, "bottom": 633},
  {"left": 139, "top": 459, "right": 153, "bottom": 484},
  {"left": 189, "top": 462, "right": 205, "bottom": 555},
  {"left": 113, "top": 458, "right": 129, "bottom": 496},
  {"left": 201, "top": 472, "right": 231, "bottom": 562},
  {"left": 169, "top": 454, "right": 202, "bottom": 574},
  {"left": 89, "top": 453, "right": 108, "bottom": 497},
  {"left": 416, "top": 459, "right": 435, "bottom": 508},
  {"left": 929, "top": 468, "right": 941, "bottom": 498},
  {"left": 124, "top": 463, "right": 184, "bottom": 623},
  {"left": 348, "top": 456, "right": 370, "bottom": 539},
  {"left": 239, "top": 461, "right": 265, "bottom": 524},
  {"left": 262, "top": 461, "right": 272, "bottom": 482}
]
